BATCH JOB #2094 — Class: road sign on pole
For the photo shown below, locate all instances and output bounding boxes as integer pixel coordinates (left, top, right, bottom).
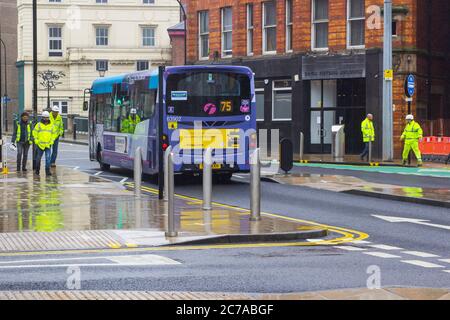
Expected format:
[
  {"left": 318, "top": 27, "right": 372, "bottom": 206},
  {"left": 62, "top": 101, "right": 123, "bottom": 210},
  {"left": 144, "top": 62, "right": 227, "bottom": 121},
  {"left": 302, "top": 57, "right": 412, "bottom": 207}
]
[{"left": 405, "top": 74, "right": 415, "bottom": 98}]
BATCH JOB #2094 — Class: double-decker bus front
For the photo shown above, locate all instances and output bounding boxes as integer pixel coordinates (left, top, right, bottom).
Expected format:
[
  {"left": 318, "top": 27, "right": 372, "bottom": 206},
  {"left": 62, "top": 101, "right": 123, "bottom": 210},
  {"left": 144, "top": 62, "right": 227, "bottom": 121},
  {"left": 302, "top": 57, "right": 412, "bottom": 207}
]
[{"left": 164, "top": 66, "right": 256, "bottom": 178}]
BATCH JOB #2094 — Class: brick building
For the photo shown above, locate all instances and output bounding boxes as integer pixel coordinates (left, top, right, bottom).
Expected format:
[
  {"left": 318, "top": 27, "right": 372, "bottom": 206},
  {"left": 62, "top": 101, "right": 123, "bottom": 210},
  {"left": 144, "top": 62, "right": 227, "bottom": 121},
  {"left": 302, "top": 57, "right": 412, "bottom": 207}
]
[{"left": 183, "top": 0, "right": 450, "bottom": 159}]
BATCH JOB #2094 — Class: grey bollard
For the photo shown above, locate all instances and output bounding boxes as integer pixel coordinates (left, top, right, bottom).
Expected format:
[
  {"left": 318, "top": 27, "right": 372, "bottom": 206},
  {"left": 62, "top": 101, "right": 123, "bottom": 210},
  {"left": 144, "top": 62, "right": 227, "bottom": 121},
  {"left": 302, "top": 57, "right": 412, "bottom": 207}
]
[
  {"left": 250, "top": 148, "right": 261, "bottom": 221},
  {"left": 299, "top": 132, "right": 304, "bottom": 161},
  {"left": 202, "top": 147, "right": 213, "bottom": 210},
  {"left": 73, "top": 123, "right": 77, "bottom": 141},
  {"left": 368, "top": 141, "right": 372, "bottom": 163},
  {"left": 163, "top": 145, "right": 172, "bottom": 202},
  {"left": 134, "top": 147, "right": 142, "bottom": 198},
  {"left": 165, "top": 152, "right": 178, "bottom": 237}
]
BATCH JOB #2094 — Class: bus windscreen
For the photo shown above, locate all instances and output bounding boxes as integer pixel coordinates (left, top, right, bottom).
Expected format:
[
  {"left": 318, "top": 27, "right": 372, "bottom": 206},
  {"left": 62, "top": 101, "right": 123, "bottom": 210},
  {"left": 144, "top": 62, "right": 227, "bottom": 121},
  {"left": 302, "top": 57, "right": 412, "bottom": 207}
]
[{"left": 166, "top": 72, "right": 251, "bottom": 117}]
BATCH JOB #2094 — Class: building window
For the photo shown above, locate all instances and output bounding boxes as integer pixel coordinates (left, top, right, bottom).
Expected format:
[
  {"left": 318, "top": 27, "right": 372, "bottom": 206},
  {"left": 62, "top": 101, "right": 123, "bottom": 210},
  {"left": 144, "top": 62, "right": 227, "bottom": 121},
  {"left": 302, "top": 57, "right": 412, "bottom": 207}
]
[
  {"left": 347, "top": 0, "right": 365, "bottom": 47},
  {"left": 96, "top": 0, "right": 107, "bottom": 3},
  {"left": 49, "top": 0, "right": 62, "bottom": 2},
  {"left": 312, "top": 0, "right": 328, "bottom": 50},
  {"left": 96, "top": 60, "right": 108, "bottom": 72},
  {"left": 52, "top": 101, "right": 68, "bottom": 114},
  {"left": 272, "top": 80, "right": 292, "bottom": 121},
  {"left": 221, "top": 7, "right": 233, "bottom": 57},
  {"left": 198, "top": 11, "right": 209, "bottom": 60},
  {"left": 48, "top": 26, "right": 62, "bottom": 57},
  {"left": 255, "top": 89, "right": 265, "bottom": 121},
  {"left": 247, "top": 4, "right": 254, "bottom": 55},
  {"left": 142, "top": 27, "right": 156, "bottom": 47},
  {"left": 143, "top": 0, "right": 155, "bottom": 3},
  {"left": 95, "top": 27, "right": 109, "bottom": 46},
  {"left": 137, "top": 61, "right": 149, "bottom": 71},
  {"left": 286, "top": 0, "right": 293, "bottom": 52},
  {"left": 263, "top": 1, "right": 277, "bottom": 54},
  {"left": 392, "top": 20, "right": 398, "bottom": 36}
]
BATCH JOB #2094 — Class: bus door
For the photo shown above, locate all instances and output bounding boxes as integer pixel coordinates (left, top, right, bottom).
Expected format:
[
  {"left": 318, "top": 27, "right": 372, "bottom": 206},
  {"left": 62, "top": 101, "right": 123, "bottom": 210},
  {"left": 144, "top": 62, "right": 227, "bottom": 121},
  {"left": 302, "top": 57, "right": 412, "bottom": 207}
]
[{"left": 88, "top": 95, "right": 97, "bottom": 160}]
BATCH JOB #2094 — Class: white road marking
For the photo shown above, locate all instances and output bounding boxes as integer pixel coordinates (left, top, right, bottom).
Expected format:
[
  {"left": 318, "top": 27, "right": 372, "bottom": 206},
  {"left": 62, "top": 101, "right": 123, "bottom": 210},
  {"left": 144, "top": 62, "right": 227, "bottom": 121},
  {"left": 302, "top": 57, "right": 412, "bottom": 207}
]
[
  {"left": 368, "top": 244, "right": 403, "bottom": 250},
  {"left": 0, "top": 254, "right": 180, "bottom": 269},
  {"left": 401, "top": 260, "right": 445, "bottom": 268},
  {"left": 363, "top": 252, "right": 401, "bottom": 258},
  {"left": 307, "top": 239, "right": 325, "bottom": 242},
  {"left": 444, "top": 270, "right": 450, "bottom": 274},
  {"left": 439, "top": 259, "right": 450, "bottom": 264},
  {"left": 72, "top": 166, "right": 79, "bottom": 170},
  {"left": 94, "top": 171, "right": 103, "bottom": 176},
  {"left": 333, "top": 246, "right": 366, "bottom": 251},
  {"left": 120, "top": 178, "right": 128, "bottom": 184},
  {"left": 372, "top": 215, "right": 450, "bottom": 231},
  {"left": 402, "top": 251, "right": 439, "bottom": 258},
  {"left": 352, "top": 240, "right": 371, "bottom": 244}
]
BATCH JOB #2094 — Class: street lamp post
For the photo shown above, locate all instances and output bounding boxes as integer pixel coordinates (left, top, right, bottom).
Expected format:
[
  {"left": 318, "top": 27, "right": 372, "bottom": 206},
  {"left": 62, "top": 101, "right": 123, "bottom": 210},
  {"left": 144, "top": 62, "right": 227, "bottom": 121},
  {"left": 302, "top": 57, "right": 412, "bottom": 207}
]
[
  {"left": 382, "top": 0, "right": 393, "bottom": 161},
  {"left": 32, "top": 0, "right": 37, "bottom": 170},
  {"left": 175, "top": 0, "right": 187, "bottom": 65},
  {"left": 0, "top": 38, "right": 8, "bottom": 132}
]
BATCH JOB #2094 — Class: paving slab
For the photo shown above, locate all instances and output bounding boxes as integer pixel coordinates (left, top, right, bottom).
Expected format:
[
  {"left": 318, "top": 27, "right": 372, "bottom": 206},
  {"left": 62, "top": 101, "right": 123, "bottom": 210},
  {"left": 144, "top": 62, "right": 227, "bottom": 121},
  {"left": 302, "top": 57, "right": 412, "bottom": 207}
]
[{"left": 0, "top": 167, "right": 326, "bottom": 252}]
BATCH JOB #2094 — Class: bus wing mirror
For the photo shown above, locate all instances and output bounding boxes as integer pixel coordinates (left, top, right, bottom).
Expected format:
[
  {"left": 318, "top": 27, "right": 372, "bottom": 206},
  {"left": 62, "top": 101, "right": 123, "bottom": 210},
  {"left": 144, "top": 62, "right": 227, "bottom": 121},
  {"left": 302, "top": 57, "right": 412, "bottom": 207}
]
[{"left": 83, "top": 101, "right": 89, "bottom": 111}]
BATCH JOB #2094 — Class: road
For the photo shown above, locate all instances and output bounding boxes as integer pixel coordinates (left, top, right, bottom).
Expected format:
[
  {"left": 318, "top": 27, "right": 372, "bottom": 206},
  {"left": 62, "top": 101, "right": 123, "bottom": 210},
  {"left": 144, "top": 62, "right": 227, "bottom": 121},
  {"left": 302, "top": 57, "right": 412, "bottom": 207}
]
[{"left": 0, "top": 142, "right": 449, "bottom": 292}]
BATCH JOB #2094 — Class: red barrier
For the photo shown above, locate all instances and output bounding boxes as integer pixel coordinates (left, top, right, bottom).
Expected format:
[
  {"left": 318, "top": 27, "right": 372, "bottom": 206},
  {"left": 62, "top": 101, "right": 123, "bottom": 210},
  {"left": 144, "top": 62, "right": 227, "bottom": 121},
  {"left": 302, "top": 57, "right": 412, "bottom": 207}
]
[{"left": 419, "top": 136, "right": 450, "bottom": 156}]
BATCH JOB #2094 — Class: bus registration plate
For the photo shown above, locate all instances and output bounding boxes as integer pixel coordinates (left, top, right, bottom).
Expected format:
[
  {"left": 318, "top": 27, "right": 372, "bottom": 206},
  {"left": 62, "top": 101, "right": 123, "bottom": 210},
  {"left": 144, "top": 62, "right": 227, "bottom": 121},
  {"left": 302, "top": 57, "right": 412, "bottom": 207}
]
[{"left": 199, "top": 163, "right": 221, "bottom": 170}]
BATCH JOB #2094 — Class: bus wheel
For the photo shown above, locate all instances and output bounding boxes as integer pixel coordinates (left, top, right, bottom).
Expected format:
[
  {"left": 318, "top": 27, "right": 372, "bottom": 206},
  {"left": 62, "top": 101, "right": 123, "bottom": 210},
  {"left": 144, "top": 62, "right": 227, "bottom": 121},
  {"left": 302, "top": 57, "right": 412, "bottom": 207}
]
[
  {"left": 97, "top": 148, "right": 110, "bottom": 171},
  {"left": 216, "top": 172, "right": 233, "bottom": 183}
]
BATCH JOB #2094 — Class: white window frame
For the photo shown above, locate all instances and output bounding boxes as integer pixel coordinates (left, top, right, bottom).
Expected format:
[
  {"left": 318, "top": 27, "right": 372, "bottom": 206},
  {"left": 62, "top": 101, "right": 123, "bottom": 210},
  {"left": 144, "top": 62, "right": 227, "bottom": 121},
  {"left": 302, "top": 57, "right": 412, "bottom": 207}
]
[
  {"left": 347, "top": 0, "right": 365, "bottom": 49},
  {"left": 198, "top": 11, "right": 209, "bottom": 60},
  {"left": 137, "top": 60, "right": 149, "bottom": 71},
  {"left": 255, "top": 88, "right": 265, "bottom": 121},
  {"left": 142, "top": 27, "right": 156, "bottom": 47},
  {"left": 48, "top": 25, "right": 63, "bottom": 57},
  {"left": 95, "top": 26, "right": 109, "bottom": 46},
  {"left": 286, "top": 0, "right": 293, "bottom": 52},
  {"left": 221, "top": 7, "right": 233, "bottom": 58},
  {"left": 96, "top": 60, "right": 108, "bottom": 72},
  {"left": 142, "top": 0, "right": 155, "bottom": 4},
  {"left": 311, "top": 0, "right": 329, "bottom": 51},
  {"left": 262, "top": 1, "right": 277, "bottom": 55},
  {"left": 95, "top": 0, "right": 107, "bottom": 3},
  {"left": 247, "top": 4, "right": 254, "bottom": 56},
  {"left": 272, "top": 80, "right": 292, "bottom": 121}
]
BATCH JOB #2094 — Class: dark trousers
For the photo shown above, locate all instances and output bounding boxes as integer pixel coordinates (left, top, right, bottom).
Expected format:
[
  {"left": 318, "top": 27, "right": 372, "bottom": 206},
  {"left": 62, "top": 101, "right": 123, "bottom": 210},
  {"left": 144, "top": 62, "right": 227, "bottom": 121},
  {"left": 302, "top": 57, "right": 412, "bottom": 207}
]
[
  {"left": 17, "top": 142, "right": 31, "bottom": 170},
  {"left": 50, "top": 137, "right": 59, "bottom": 164},
  {"left": 35, "top": 147, "right": 52, "bottom": 173},
  {"left": 360, "top": 142, "right": 370, "bottom": 161}
]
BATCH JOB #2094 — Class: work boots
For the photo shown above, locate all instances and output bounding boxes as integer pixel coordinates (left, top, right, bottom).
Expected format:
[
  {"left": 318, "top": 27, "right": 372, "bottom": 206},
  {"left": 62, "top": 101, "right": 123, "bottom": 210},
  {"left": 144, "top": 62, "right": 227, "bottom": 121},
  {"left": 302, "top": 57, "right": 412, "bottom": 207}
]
[{"left": 46, "top": 169, "right": 52, "bottom": 176}]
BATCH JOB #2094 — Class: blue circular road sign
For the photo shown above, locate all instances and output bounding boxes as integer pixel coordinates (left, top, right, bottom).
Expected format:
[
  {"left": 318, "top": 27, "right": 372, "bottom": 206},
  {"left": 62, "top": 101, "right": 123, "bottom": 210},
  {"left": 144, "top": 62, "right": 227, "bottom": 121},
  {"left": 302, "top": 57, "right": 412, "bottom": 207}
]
[{"left": 405, "top": 74, "right": 415, "bottom": 98}]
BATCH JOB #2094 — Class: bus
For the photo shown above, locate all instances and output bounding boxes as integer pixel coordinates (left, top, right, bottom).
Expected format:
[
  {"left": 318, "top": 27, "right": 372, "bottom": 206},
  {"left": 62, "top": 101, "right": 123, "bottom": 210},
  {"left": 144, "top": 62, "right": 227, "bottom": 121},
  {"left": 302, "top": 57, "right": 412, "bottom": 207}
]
[{"left": 85, "top": 65, "right": 256, "bottom": 180}]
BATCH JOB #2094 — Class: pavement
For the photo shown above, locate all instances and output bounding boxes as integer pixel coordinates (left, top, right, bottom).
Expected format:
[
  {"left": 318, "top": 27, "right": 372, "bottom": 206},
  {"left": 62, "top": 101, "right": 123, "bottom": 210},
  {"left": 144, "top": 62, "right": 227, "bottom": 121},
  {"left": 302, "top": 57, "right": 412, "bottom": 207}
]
[
  {"left": 0, "top": 166, "right": 328, "bottom": 252},
  {"left": 0, "top": 287, "right": 449, "bottom": 300}
]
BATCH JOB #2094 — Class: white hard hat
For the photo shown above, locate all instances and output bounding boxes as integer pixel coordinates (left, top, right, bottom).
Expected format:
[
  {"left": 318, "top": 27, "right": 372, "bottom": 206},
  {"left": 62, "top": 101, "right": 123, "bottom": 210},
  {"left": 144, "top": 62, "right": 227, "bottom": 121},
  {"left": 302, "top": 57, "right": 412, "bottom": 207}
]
[
  {"left": 52, "top": 105, "right": 60, "bottom": 112},
  {"left": 42, "top": 111, "right": 50, "bottom": 118},
  {"left": 406, "top": 114, "right": 414, "bottom": 120},
  {"left": 130, "top": 108, "right": 137, "bottom": 114}
]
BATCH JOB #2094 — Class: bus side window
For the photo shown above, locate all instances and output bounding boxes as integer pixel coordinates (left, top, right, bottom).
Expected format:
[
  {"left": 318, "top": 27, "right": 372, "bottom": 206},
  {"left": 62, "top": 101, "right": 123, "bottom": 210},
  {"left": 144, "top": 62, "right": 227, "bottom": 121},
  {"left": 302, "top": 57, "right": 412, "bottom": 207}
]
[
  {"left": 96, "top": 97, "right": 104, "bottom": 124},
  {"left": 141, "top": 90, "right": 156, "bottom": 119}
]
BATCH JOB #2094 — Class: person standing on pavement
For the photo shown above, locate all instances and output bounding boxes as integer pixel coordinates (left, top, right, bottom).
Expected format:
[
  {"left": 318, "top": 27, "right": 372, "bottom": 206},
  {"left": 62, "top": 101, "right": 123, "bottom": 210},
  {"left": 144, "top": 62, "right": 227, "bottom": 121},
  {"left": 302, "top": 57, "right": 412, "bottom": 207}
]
[
  {"left": 49, "top": 105, "right": 64, "bottom": 167},
  {"left": 359, "top": 113, "right": 375, "bottom": 161},
  {"left": 33, "top": 111, "right": 57, "bottom": 176},
  {"left": 400, "top": 114, "right": 423, "bottom": 167},
  {"left": 11, "top": 112, "right": 33, "bottom": 172}
]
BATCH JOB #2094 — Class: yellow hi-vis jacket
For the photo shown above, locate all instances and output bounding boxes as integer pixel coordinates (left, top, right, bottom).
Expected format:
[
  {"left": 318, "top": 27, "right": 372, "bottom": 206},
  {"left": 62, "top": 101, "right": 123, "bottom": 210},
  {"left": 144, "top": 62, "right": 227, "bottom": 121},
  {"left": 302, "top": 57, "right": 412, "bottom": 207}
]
[
  {"left": 121, "top": 115, "right": 141, "bottom": 134},
  {"left": 13, "top": 121, "right": 32, "bottom": 143},
  {"left": 33, "top": 122, "right": 57, "bottom": 150},
  {"left": 50, "top": 112, "right": 64, "bottom": 138},
  {"left": 361, "top": 118, "right": 375, "bottom": 142},
  {"left": 401, "top": 120, "right": 423, "bottom": 140}
]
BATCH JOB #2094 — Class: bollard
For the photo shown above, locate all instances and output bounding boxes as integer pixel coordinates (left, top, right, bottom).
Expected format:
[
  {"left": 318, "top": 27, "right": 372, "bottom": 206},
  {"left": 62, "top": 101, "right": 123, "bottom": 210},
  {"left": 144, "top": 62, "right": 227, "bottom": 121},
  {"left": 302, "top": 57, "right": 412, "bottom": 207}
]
[
  {"left": 134, "top": 147, "right": 142, "bottom": 198},
  {"left": 299, "top": 132, "right": 304, "bottom": 161},
  {"left": 163, "top": 145, "right": 172, "bottom": 202},
  {"left": 165, "top": 152, "right": 178, "bottom": 237},
  {"left": 202, "top": 147, "right": 213, "bottom": 210},
  {"left": 368, "top": 141, "right": 372, "bottom": 163},
  {"left": 250, "top": 148, "right": 261, "bottom": 221},
  {"left": 73, "top": 123, "right": 77, "bottom": 141}
]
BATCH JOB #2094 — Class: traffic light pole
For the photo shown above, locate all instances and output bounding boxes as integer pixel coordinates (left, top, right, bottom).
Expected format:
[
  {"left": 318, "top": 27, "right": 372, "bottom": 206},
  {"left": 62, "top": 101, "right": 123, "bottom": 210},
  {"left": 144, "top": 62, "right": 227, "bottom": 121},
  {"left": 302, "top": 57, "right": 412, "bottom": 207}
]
[
  {"left": 158, "top": 65, "right": 165, "bottom": 200},
  {"left": 32, "top": 0, "right": 38, "bottom": 170}
]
